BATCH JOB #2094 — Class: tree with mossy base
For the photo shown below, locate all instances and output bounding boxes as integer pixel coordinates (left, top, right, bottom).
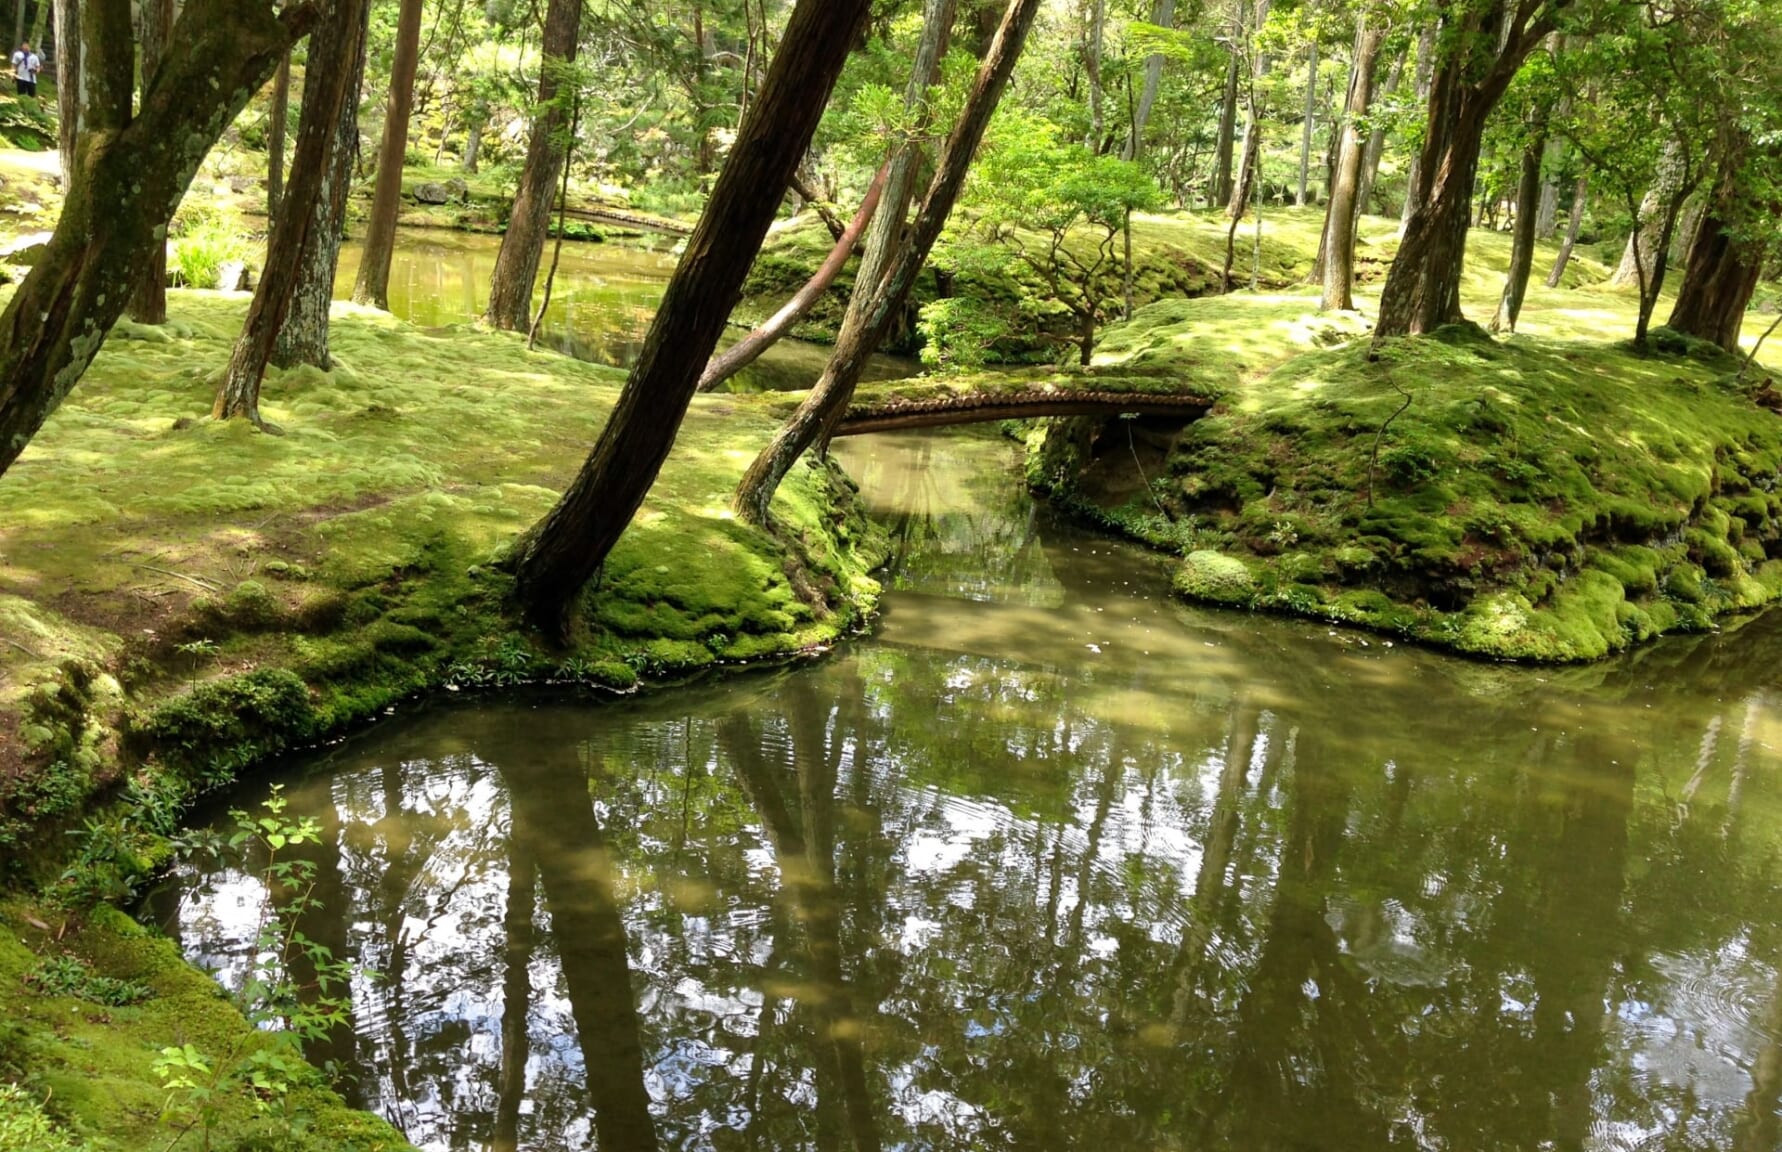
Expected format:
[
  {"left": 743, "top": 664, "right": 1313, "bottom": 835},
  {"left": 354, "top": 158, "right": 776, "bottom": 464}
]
[{"left": 957, "top": 112, "right": 1159, "bottom": 366}]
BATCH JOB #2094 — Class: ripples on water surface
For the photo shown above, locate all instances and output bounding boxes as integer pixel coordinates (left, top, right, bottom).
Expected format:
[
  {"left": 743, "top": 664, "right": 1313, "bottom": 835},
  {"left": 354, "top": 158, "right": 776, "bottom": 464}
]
[{"left": 151, "top": 429, "right": 1782, "bottom": 1151}]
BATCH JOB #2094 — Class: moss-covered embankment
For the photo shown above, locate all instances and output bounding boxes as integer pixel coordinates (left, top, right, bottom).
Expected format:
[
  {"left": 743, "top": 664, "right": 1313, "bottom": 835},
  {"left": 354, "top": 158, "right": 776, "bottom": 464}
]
[
  {"left": 1023, "top": 286, "right": 1782, "bottom": 662},
  {"left": 0, "top": 292, "right": 883, "bottom": 1149}
]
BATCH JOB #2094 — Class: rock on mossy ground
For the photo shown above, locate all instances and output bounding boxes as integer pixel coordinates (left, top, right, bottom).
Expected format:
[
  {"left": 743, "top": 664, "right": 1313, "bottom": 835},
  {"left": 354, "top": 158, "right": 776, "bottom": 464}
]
[{"left": 1021, "top": 216, "right": 1782, "bottom": 662}]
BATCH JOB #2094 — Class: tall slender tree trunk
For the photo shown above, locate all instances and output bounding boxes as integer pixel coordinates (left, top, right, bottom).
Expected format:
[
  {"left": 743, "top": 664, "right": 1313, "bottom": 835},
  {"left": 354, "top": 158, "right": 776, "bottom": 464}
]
[
  {"left": 351, "top": 0, "right": 424, "bottom": 309},
  {"left": 1227, "top": 0, "right": 1271, "bottom": 218},
  {"left": 0, "top": 0, "right": 313, "bottom": 480},
  {"left": 129, "top": 0, "right": 174, "bottom": 325},
  {"left": 266, "top": 51, "right": 291, "bottom": 217},
  {"left": 1490, "top": 133, "right": 1544, "bottom": 332},
  {"left": 1122, "top": 0, "right": 1173, "bottom": 161},
  {"left": 484, "top": 0, "right": 584, "bottom": 331},
  {"left": 1084, "top": 0, "right": 1106, "bottom": 151},
  {"left": 1295, "top": 25, "right": 1318, "bottom": 207},
  {"left": 1352, "top": 42, "right": 1404, "bottom": 226},
  {"left": 1545, "top": 175, "right": 1586, "bottom": 287},
  {"left": 1397, "top": 23, "right": 1435, "bottom": 236},
  {"left": 52, "top": 0, "right": 78, "bottom": 184},
  {"left": 1211, "top": 21, "right": 1242, "bottom": 207},
  {"left": 1533, "top": 133, "right": 1566, "bottom": 238},
  {"left": 1373, "top": 0, "right": 1567, "bottom": 342},
  {"left": 12, "top": 0, "right": 24, "bottom": 57},
  {"left": 272, "top": 0, "right": 368, "bottom": 369},
  {"left": 506, "top": 0, "right": 877, "bottom": 636},
  {"left": 214, "top": 0, "right": 368, "bottom": 426},
  {"left": 462, "top": 117, "right": 482, "bottom": 172},
  {"left": 1319, "top": 19, "right": 1381, "bottom": 311},
  {"left": 731, "top": 0, "right": 1045, "bottom": 530}
]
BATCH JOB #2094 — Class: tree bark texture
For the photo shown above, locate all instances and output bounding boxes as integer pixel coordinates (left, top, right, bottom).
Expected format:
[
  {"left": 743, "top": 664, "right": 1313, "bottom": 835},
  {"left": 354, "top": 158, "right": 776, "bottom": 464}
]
[
  {"left": 267, "top": 51, "right": 291, "bottom": 216},
  {"left": 1397, "top": 23, "right": 1435, "bottom": 236},
  {"left": 129, "top": 0, "right": 175, "bottom": 325},
  {"left": 53, "top": 0, "right": 78, "bottom": 184},
  {"left": 0, "top": 0, "right": 314, "bottom": 479},
  {"left": 1611, "top": 141, "right": 1685, "bottom": 289},
  {"left": 1295, "top": 32, "right": 1318, "bottom": 207},
  {"left": 698, "top": 164, "right": 888, "bottom": 393},
  {"left": 731, "top": 0, "right": 1046, "bottom": 530},
  {"left": 215, "top": 0, "right": 368, "bottom": 425},
  {"left": 1123, "top": 0, "right": 1173, "bottom": 161},
  {"left": 1545, "top": 175, "right": 1586, "bottom": 287},
  {"left": 1084, "top": 0, "right": 1106, "bottom": 151},
  {"left": 1319, "top": 20, "right": 1381, "bottom": 311},
  {"left": 272, "top": 0, "right": 369, "bottom": 369},
  {"left": 1667, "top": 182, "right": 1766, "bottom": 354},
  {"left": 1227, "top": 0, "right": 1272, "bottom": 219},
  {"left": 485, "top": 0, "right": 584, "bottom": 331},
  {"left": 351, "top": 0, "right": 424, "bottom": 309},
  {"left": 1491, "top": 135, "right": 1544, "bottom": 332},
  {"left": 507, "top": 0, "right": 876, "bottom": 635},
  {"left": 1373, "top": 0, "right": 1568, "bottom": 342}
]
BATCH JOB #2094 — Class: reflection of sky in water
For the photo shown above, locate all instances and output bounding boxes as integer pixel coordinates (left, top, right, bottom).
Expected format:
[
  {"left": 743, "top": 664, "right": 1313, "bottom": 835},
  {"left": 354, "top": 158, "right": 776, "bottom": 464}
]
[{"left": 154, "top": 431, "right": 1782, "bottom": 1151}]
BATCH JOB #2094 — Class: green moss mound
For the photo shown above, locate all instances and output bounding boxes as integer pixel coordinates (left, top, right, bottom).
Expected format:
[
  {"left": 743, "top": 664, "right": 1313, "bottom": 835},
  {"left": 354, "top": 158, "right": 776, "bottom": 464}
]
[{"left": 1053, "top": 294, "right": 1782, "bottom": 661}]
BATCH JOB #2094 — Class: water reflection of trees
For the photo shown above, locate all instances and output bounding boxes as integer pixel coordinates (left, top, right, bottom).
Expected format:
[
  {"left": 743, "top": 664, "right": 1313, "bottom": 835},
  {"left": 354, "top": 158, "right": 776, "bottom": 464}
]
[{"left": 163, "top": 615, "right": 1782, "bottom": 1151}]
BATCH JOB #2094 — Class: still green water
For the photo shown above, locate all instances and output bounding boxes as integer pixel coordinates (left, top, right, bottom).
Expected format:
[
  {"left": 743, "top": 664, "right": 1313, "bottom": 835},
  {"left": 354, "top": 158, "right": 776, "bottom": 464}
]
[
  {"left": 152, "top": 428, "right": 1782, "bottom": 1151},
  {"left": 330, "top": 228, "right": 916, "bottom": 392}
]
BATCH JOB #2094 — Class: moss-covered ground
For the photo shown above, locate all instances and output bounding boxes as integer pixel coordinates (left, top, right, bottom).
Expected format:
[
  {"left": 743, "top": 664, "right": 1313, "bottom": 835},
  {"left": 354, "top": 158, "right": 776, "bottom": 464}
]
[
  {"left": 0, "top": 290, "right": 884, "bottom": 1148},
  {"left": 1017, "top": 208, "right": 1782, "bottom": 662}
]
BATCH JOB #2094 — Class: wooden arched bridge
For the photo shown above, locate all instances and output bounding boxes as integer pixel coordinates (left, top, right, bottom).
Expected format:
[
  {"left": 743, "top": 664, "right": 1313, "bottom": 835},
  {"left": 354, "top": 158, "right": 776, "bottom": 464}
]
[{"left": 827, "top": 384, "right": 1215, "bottom": 437}]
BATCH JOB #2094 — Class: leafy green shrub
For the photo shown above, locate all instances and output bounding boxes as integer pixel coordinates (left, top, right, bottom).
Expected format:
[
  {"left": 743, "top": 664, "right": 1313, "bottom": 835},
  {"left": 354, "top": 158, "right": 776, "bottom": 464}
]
[
  {"left": 169, "top": 217, "right": 253, "bottom": 290},
  {"left": 131, "top": 670, "right": 317, "bottom": 780},
  {"left": 0, "top": 1083, "right": 80, "bottom": 1152},
  {"left": 918, "top": 297, "right": 1012, "bottom": 374},
  {"left": 25, "top": 955, "right": 153, "bottom": 1006}
]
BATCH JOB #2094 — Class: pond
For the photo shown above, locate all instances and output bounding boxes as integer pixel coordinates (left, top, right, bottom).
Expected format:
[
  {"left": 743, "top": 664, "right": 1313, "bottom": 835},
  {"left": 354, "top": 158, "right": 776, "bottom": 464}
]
[
  {"left": 330, "top": 228, "right": 918, "bottom": 393},
  {"left": 147, "top": 426, "right": 1782, "bottom": 1151}
]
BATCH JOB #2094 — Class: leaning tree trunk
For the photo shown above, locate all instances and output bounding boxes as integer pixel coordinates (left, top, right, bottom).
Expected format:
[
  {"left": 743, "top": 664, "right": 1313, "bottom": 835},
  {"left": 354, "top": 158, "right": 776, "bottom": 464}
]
[
  {"left": 1545, "top": 175, "right": 1587, "bottom": 287},
  {"left": 732, "top": 0, "right": 1046, "bottom": 530},
  {"left": 271, "top": 0, "right": 369, "bottom": 369},
  {"left": 128, "top": 0, "right": 175, "bottom": 325},
  {"left": 1397, "top": 23, "right": 1435, "bottom": 236},
  {"left": 1667, "top": 190, "right": 1766, "bottom": 355},
  {"left": 1123, "top": 0, "right": 1174, "bottom": 161},
  {"left": 351, "top": 0, "right": 424, "bottom": 309},
  {"left": 697, "top": 169, "right": 888, "bottom": 393},
  {"left": 0, "top": 0, "right": 312, "bottom": 480},
  {"left": 1227, "top": 0, "right": 1272, "bottom": 218},
  {"left": 1319, "top": 19, "right": 1382, "bottom": 311},
  {"left": 214, "top": 0, "right": 368, "bottom": 426},
  {"left": 1352, "top": 42, "right": 1405, "bottom": 227},
  {"left": 1610, "top": 140, "right": 1684, "bottom": 289},
  {"left": 53, "top": 0, "right": 78, "bottom": 184},
  {"left": 506, "top": 0, "right": 877, "bottom": 637},
  {"left": 267, "top": 51, "right": 291, "bottom": 216},
  {"left": 485, "top": 0, "right": 584, "bottom": 331},
  {"left": 1373, "top": 0, "right": 1566, "bottom": 342},
  {"left": 1490, "top": 133, "right": 1544, "bottom": 332}
]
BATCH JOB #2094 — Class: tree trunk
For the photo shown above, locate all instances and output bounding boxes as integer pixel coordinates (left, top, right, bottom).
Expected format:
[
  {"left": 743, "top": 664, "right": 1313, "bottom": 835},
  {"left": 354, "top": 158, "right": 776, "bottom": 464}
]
[
  {"left": 699, "top": 164, "right": 889, "bottom": 393},
  {"left": 271, "top": 0, "right": 368, "bottom": 369},
  {"left": 1122, "top": 0, "right": 1173, "bottom": 161},
  {"left": 1373, "top": 0, "right": 1566, "bottom": 342},
  {"left": 1352, "top": 42, "right": 1404, "bottom": 226},
  {"left": 1533, "top": 134, "right": 1566, "bottom": 238},
  {"left": 0, "top": 0, "right": 313, "bottom": 480},
  {"left": 731, "top": 0, "right": 1045, "bottom": 530},
  {"left": 462, "top": 116, "right": 482, "bottom": 172},
  {"left": 351, "top": 0, "right": 423, "bottom": 309},
  {"left": 506, "top": 0, "right": 876, "bottom": 636},
  {"left": 1668, "top": 189, "right": 1765, "bottom": 355},
  {"left": 1611, "top": 140, "right": 1684, "bottom": 289},
  {"left": 1295, "top": 30, "right": 1318, "bottom": 207},
  {"left": 1490, "top": 133, "right": 1543, "bottom": 333},
  {"left": 53, "top": 0, "right": 77, "bottom": 184},
  {"left": 1227, "top": 0, "right": 1271, "bottom": 218},
  {"left": 128, "top": 0, "right": 174, "bottom": 325},
  {"left": 484, "top": 0, "right": 584, "bottom": 331},
  {"left": 1397, "top": 23, "right": 1435, "bottom": 236},
  {"left": 214, "top": 0, "right": 368, "bottom": 426},
  {"left": 1211, "top": 34, "right": 1241, "bottom": 207},
  {"left": 1319, "top": 19, "right": 1381, "bottom": 311},
  {"left": 266, "top": 51, "right": 291, "bottom": 216},
  {"left": 1084, "top": 0, "right": 1106, "bottom": 151},
  {"left": 12, "top": 0, "right": 23, "bottom": 56},
  {"left": 1544, "top": 175, "right": 1586, "bottom": 287}
]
